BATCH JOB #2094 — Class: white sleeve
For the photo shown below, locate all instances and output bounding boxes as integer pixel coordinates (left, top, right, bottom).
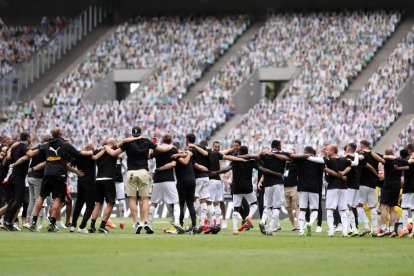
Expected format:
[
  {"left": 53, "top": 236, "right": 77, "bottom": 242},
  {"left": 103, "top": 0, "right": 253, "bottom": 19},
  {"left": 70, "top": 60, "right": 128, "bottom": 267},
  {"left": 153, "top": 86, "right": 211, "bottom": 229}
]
[
  {"left": 350, "top": 153, "right": 359, "bottom": 167},
  {"left": 307, "top": 156, "right": 325, "bottom": 164}
]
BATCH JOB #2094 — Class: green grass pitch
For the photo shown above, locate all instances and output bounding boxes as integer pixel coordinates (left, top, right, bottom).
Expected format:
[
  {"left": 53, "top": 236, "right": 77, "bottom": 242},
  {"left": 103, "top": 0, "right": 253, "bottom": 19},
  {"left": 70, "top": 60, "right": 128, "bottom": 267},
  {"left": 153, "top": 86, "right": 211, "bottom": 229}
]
[{"left": 0, "top": 218, "right": 412, "bottom": 276}]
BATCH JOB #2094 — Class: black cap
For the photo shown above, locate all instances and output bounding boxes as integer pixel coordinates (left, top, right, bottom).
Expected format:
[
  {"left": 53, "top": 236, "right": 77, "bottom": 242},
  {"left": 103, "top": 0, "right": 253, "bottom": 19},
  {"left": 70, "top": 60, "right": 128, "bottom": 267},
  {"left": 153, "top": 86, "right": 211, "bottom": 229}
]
[{"left": 132, "top": 126, "right": 141, "bottom": 137}]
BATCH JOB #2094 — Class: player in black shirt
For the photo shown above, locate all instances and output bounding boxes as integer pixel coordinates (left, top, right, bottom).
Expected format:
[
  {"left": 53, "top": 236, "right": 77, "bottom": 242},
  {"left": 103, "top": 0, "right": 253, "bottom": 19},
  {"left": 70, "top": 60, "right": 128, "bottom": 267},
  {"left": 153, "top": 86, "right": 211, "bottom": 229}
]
[
  {"left": 357, "top": 139, "right": 381, "bottom": 236},
  {"left": 211, "top": 146, "right": 283, "bottom": 235},
  {"left": 370, "top": 149, "right": 406, "bottom": 237},
  {"left": 88, "top": 138, "right": 121, "bottom": 234},
  {"left": 70, "top": 142, "right": 96, "bottom": 233},
  {"left": 117, "top": 126, "right": 173, "bottom": 234},
  {"left": 147, "top": 134, "right": 184, "bottom": 234},
  {"left": 395, "top": 149, "right": 414, "bottom": 237},
  {"left": 2, "top": 132, "right": 31, "bottom": 231}
]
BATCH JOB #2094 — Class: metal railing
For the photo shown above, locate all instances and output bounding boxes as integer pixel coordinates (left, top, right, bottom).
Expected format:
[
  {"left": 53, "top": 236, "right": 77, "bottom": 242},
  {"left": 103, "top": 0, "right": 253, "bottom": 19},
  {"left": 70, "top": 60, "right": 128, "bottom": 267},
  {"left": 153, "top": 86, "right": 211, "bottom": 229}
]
[{"left": 0, "top": 5, "right": 110, "bottom": 109}]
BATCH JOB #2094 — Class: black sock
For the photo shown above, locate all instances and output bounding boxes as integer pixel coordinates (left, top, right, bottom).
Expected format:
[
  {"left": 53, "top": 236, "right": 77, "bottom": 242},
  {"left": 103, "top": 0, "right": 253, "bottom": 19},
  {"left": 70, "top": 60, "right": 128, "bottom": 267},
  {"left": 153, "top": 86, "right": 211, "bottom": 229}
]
[
  {"left": 50, "top": 217, "right": 56, "bottom": 225},
  {"left": 32, "top": 216, "right": 38, "bottom": 224},
  {"left": 91, "top": 219, "right": 96, "bottom": 228},
  {"left": 100, "top": 221, "right": 106, "bottom": 229}
]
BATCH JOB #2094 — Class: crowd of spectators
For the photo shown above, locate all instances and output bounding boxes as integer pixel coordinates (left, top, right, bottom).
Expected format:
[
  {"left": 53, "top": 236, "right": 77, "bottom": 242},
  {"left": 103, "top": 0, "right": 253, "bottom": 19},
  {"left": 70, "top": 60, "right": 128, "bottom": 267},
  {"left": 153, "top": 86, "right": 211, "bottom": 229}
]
[{"left": 393, "top": 119, "right": 414, "bottom": 152}]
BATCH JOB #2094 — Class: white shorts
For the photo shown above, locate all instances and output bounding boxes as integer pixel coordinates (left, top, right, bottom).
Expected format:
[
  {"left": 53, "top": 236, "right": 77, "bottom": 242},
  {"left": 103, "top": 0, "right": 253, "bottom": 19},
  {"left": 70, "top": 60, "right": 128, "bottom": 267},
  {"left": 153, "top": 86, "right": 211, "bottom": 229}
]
[
  {"left": 347, "top": 188, "right": 359, "bottom": 208},
  {"left": 326, "top": 189, "right": 348, "bottom": 210},
  {"left": 358, "top": 186, "right": 377, "bottom": 208},
  {"left": 208, "top": 179, "right": 224, "bottom": 202},
  {"left": 401, "top": 193, "right": 414, "bottom": 210},
  {"left": 151, "top": 181, "right": 179, "bottom": 204},
  {"left": 195, "top": 177, "right": 210, "bottom": 200},
  {"left": 233, "top": 192, "right": 257, "bottom": 207},
  {"left": 299, "top": 192, "right": 319, "bottom": 210},
  {"left": 264, "top": 185, "right": 285, "bottom": 208},
  {"left": 115, "top": 182, "right": 125, "bottom": 200}
]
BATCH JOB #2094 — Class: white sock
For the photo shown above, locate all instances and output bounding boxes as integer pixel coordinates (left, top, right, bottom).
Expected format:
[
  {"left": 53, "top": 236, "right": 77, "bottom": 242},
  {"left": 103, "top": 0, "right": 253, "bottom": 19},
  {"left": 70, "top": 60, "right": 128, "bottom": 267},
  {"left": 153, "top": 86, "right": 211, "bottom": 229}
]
[
  {"left": 309, "top": 211, "right": 318, "bottom": 227},
  {"left": 349, "top": 209, "right": 356, "bottom": 231},
  {"left": 194, "top": 199, "right": 200, "bottom": 217},
  {"left": 261, "top": 207, "right": 271, "bottom": 225},
  {"left": 214, "top": 205, "right": 221, "bottom": 225},
  {"left": 357, "top": 207, "right": 369, "bottom": 229},
  {"left": 411, "top": 210, "right": 414, "bottom": 230},
  {"left": 269, "top": 208, "right": 280, "bottom": 231},
  {"left": 402, "top": 209, "right": 409, "bottom": 230},
  {"left": 207, "top": 204, "right": 215, "bottom": 226},
  {"left": 232, "top": 211, "right": 240, "bottom": 230},
  {"left": 390, "top": 225, "right": 395, "bottom": 232},
  {"left": 327, "top": 209, "right": 334, "bottom": 233},
  {"left": 148, "top": 205, "right": 156, "bottom": 227},
  {"left": 118, "top": 199, "right": 126, "bottom": 221},
  {"left": 298, "top": 211, "right": 306, "bottom": 232},
  {"left": 173, "top": 203, "right": 180, "bottom": 225},
  {"left": 248, "top": 204, "right": 258, "bottom": 218},
  {"left": 371, "top": 208, "right": 378, "bottom": 230},
  {"left": 339, "top": 210, "right": 349, "bottom": 235},
  {"left": 200, "top": 203, "right": 207, "bottom": 226}
]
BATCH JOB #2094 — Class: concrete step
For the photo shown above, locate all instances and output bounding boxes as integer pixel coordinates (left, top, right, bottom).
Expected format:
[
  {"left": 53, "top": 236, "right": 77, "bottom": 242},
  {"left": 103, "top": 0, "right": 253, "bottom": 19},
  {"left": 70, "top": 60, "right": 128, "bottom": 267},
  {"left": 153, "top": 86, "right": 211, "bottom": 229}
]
[
  {"left": 374, "top": 114, "right": 414, "bottom": 153},
  {"left": 184, "top": 21, "right": 263, "bottom": 101}
]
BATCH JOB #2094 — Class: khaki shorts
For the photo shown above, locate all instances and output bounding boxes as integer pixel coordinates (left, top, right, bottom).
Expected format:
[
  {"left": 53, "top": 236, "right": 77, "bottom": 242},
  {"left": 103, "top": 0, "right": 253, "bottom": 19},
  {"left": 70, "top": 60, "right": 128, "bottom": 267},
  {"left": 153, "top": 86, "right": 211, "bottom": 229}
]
[
  {"left": 284, "top": 186, "right": 299, "bottom": 208},
  {"left": 126, "top": 169, "right": 150, "bottom": 197}
]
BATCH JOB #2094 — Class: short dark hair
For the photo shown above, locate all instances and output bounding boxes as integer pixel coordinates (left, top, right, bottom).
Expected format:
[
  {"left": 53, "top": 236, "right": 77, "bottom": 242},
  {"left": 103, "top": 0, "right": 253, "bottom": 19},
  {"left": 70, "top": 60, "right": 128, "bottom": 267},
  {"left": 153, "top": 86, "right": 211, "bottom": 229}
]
[
  {"left": 348, "top": 143, "right": 357, "bottom": 152},
  {"left": 20, "top": 132, "right": 30, "bottom": 141},
  {"left": 406, "top": 144, "right": 414, "bottom": 153},
  {"left": 173, "top": 142, "right": 181, "bottom": 150},
  {"left": 360, "top": 139, "right": 370, "bottom": 148},
  {"left": 186, "top": 133, "right": 196, "bottom": 143},
  {"left": 200, "top": 140, "right": 208, "bottom": 148},
  {"left": 213, "top": 141, "right": 220, "bottom": 146},
  {"left": 304, "top": 146, "right": 314, "bottom": 155},
  {"left": 239, "top": 146, "right": 248, "bottom": 155},
  {"left": 400, "top": 149, "right": 409, "bottom": 159},
  {"left": 162, "top": 134, "right": 172, "bottom": 145},
  {"left": 233, "top": 139, "right": 241, "bottom": 146},
  {"left": 271, "top": 140, "right": 281, "bottom": 149}
]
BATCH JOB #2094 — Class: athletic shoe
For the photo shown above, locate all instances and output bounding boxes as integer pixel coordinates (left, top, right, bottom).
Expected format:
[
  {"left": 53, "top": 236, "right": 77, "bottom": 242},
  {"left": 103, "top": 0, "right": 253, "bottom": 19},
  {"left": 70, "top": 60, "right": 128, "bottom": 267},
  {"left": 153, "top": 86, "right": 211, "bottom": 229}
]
[
  {"left": 98, "top": 227, "right": 110, "bottom": 234},
  {"left": 106, "top": 220, "right": 117, "bottom": 229},
  {"left": 291, "top": 227, "right": 299, "bottom": 232},
  {"left": 88, "top": 227, "right": 96, "bottom": 233},
  {"left": 377, "top": 229, "right": 390, "bottom": 237},
  {"left": 335, "top": 224, "right": 342, "bottom": 232},
  {"left": 221, "top": 220, "right": 228, "bottom": 229},
  {"left": 56, "top": 221, "right": 67, "bottom": 229},
  {"left": 144, "top": 222, "right": 154, "bottom": 234},
  {"left": 342, "top": 233, "right": 349, "bottom": 238},
  {"left": 211, "top": 225, "right": 221, "bottom": 235},
  {"left": 77, "top": 228, "right": 89, "bottom": 234},
  {"left": 299, "top": 231, "right": 305, "bottom": 236},
  {"left": 409, "top": 232, "right": 413, "bottom": 238},
  {"left": 266, "top": 230, "right": 274, "bottom": 236},
  {"left": 232, "top": 229, "right": 239, "bottom": 235},
  {"left": 328, "top": 230, "right": 335, "bottom": 237},
  {"left": 13, "top": 223, "right": 21, "bottom": 231},
  {"left": 47, "top": 223, "right": 59, "bottom": 232},
  {"left": 315, "top": 226, "right": 323, "bottom": 233},
  {"left": 398, "top": 229, "right": 409, "bottom": 238},
  {"left": 305, "top": 223, "right": 312, "bottom": 236},
  {"left": 69, "top": 226, "right": 76, "bottom": 233},
  {"left": 259, "top": 222, "right": 266, "bottom": 235},
  {"left": 193, "top": 225, "right": 203, "bottom": 234},
  {"left": 239, "top": 222, "right": 248, "bottom": 232},
  {"left": 23, "top": 223, "right": 32, "bottom": 231},
  {"left": 28, "top": 223, "right": 38, "bottom": 232},
  {"left": 203, "top": 226, "right": 213, "bottom": 234},
  {"left": 388, "top": 230, "right": 397, "bottom": 238},
  {"left": 359, "top": 228, "right": 371, "bottom": 237},
  {"left": 350, "top": 229, "right": 359, "bottom": 237},
  {"left": 120, "top": 222, "right": 126, "bottom": 229},
  {"left": 173, "top": 222, "right": 185, "bottom": 234},
  {"left": 135, "top": 223, "right": 143, "bottom": 234}
]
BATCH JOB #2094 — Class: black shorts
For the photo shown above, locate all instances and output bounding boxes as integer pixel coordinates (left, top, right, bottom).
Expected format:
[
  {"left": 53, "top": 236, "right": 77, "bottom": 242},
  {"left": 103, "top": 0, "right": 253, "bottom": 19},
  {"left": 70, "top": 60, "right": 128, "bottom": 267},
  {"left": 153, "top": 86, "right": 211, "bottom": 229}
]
[
  {"left": 40, "top": 175, "right": 67, "bottom": 200},
  {"left": 24, "top": 186, "right": 29, "bottom": 204},
  {"left": 380, "top": 189, "right": 400, "bottom": 207},
  {"left": 95, "top": 179, "right": 116, "bottom": 204}
]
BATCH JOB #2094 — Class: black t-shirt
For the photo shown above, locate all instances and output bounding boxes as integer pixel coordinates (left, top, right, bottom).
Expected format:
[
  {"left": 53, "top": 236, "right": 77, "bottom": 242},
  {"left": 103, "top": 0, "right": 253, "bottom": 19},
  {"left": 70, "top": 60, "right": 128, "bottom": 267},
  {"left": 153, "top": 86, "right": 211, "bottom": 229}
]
[
  {"left": 402, "top": 162, "right": 414, "bottom": 193},
  {"left": 207, "top": 150, "right": 223, "bottom": 180},
  {"left": 174, "top": 155, "right": 196, "bottom": 188},
  {"left": 72, "top": 155, "right": 96, "bottom": 183},
  {"left": 360, "top": 152, "right": 380, "bottom": 188},
  {"left": 324, "top": 157, "right": 351, "bottom": 190},
  {"left": 259, "top": 152, "right": 287, "bottom": 187},
  {"left": 94, "top": 148, "right": 118, "bottom": 180},
  {"left": 152, "top": 147, "right": 178, "bottom": 183},
  {"left": 11, "top": 142, "right": 30, "bottom": 176},
  {"left": 231, "top": 160, "right": 258, "bottom": 194},
  {"left": 28, "top": 144, "right": 47, "bottom": 178},
  {"left": 283, "top": 162, "right": 298, "bottom": 187},
  {"left": 44, "top": 138, "right": 82, "bottom": 176},
  {"left": 295, "top": 159, "right": 324, "bottom": 193},
  {"left": 189, "top": 146, "right": 209, "bottom": 179},
  {"left": 115, "top": 157, "right": 123, "bottom": 183},
  {"left": 383, "top": 159, "right": 403, "bottom": 190},
  {"left": 121, "top": 138, "right": 157, "bottom": 171},
  {"left": 345, "top": 154, "right": 365, "bottom": 190}
]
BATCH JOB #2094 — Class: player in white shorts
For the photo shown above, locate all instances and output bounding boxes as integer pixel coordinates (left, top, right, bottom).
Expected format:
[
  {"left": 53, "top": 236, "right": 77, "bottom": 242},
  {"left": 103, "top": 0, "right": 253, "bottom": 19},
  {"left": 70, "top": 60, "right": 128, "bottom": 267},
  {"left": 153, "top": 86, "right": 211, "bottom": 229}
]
[{"left": 148, "top": 135, "right": 184, "bottom": 233}]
